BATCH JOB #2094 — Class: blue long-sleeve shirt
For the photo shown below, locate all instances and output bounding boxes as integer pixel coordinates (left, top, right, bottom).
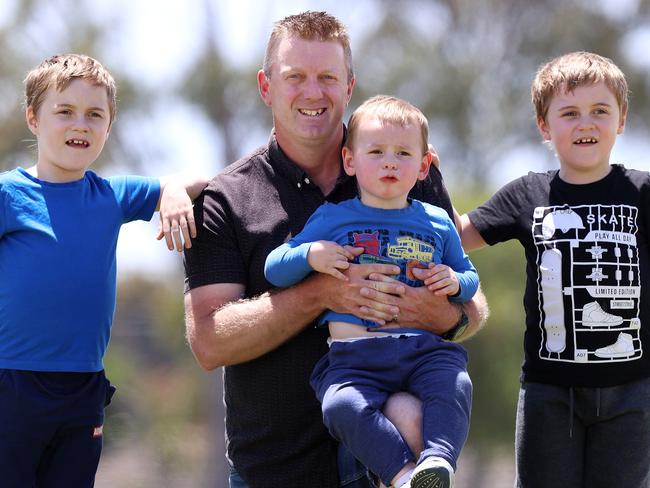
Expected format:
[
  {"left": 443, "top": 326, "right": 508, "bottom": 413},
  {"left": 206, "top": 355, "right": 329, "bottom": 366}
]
[{"left": 265, "top": 197, "right": 478, "bottom": 328}]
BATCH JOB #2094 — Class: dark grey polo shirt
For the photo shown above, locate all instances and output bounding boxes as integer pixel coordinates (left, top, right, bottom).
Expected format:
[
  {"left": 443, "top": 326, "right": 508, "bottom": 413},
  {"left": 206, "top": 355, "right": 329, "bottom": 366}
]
[{"left": 184, "top": 131, "right": 453, "bottom": 487}]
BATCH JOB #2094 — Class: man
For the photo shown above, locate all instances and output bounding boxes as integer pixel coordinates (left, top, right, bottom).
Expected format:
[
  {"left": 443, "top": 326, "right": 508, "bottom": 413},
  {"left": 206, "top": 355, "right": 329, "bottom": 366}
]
[{"left": 183, "top": 11, "right": 487, "bottom": 488}]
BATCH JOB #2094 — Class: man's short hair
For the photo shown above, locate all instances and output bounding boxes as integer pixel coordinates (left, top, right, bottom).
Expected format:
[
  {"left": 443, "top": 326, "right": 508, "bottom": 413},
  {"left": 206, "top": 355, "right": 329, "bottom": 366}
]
[
  {"left": 531, "top": 51, "right": 628, "bottom": 122},
  {"left": 263, "top": 11, "right": 354, "bottom": 83},
  {"left": 24, "top": 53, "right": 117, "bottom": 125},
  {"left": 346, "top": 95, "right": 429, "bottom": 155}
]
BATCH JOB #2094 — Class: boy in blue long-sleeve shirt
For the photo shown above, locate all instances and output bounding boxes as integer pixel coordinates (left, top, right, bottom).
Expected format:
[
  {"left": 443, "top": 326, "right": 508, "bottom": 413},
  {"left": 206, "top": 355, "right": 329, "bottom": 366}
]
[{"left": 265, "top": 95, "right": 477, "bottom": 488}]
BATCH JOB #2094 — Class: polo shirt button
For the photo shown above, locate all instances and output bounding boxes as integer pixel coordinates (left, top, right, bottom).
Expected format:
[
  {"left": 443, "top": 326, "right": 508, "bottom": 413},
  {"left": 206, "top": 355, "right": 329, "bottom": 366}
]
[
  {"left": 297, "top": 182, "right": 302, "bottom": 188},
  {"left": 304, "top": 177, "right": 310, "bottom": 185}
]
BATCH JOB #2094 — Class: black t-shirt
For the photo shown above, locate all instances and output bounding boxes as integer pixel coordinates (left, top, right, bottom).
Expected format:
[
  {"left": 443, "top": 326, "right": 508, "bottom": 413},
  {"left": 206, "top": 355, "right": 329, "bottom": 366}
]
[
  {"left": 183, "top": 131, "right": 454, "bottom": 488},
  {"left": 469, "top": 164, "right": 650, "bottom": 387}
]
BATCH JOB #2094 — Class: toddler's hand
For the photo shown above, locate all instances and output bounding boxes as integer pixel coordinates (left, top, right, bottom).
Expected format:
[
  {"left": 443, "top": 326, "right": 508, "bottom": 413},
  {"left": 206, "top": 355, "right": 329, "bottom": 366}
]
[
  {"left": 308, "top": 242, "right": 361, "bottom": 281},
  {"left": 421, "top": 263, "right": 460, "bottom": 296}
]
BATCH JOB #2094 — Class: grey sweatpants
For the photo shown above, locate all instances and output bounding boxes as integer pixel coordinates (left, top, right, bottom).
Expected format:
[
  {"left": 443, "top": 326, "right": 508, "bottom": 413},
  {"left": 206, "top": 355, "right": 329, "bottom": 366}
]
[{"left": 515, "top": 378, "right": 650, "bottom": 488}]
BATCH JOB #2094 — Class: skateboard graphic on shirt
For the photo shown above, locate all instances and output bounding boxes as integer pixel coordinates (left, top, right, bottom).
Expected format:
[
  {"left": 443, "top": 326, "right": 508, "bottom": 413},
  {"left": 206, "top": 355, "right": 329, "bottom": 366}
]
[{"left": 533, "top": 204, "right": 642, "bottom": 363}]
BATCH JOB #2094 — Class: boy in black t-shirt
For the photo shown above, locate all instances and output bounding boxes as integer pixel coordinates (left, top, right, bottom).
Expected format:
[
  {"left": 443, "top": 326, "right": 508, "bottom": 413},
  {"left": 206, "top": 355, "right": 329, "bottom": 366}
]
[{"left": 460, "top": 52, "right": 650, "bottom": 487}]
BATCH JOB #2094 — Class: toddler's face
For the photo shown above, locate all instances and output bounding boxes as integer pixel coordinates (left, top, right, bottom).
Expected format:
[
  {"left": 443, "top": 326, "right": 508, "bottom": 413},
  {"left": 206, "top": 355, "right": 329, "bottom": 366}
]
[{"left": 343, "top": 117, "right": 430, "bottom": 209}]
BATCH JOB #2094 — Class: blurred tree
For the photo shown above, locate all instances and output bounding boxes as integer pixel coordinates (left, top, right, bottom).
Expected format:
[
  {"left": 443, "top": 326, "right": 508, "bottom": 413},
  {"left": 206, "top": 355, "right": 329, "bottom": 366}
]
[
  {"left": 352, "top": 0, "right": 650, "bottom": 186},
  {"left": 0, "top": 0, "right": 158, "bottom": 173}
]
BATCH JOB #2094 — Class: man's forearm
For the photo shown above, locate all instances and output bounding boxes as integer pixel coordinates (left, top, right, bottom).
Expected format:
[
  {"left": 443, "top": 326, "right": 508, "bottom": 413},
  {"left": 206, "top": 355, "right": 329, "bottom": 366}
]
[
  {"left": 454, "top": 285, "right": 489, "bottom": 342},
  {"left": 412, "top": 286, "right": 488, "bottom": 341},
  {"left": 185, "top": 277, "right": 328, "bottom": 369}
]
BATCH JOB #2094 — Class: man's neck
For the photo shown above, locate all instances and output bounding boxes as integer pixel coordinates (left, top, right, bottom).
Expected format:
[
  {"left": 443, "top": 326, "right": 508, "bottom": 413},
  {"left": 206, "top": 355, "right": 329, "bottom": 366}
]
[{"left": 275, "top": 130, "right": 344, "bottom": 195}]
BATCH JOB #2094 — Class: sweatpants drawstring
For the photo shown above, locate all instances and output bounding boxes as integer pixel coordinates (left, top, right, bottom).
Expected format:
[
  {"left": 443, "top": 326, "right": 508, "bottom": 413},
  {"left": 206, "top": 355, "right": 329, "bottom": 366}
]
[
  {"left": 596, "top": 387, "right": 601, "bottom": 417},
  {"left": 569, "top": 387, "right": 574, "bottom": 438}
]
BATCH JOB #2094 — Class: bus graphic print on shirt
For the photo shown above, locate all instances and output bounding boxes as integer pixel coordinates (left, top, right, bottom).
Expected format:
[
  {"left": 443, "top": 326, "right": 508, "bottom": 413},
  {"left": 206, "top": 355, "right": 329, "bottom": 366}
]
[{"left": 533, "top": 204, "right": 642, "bottom": 363}]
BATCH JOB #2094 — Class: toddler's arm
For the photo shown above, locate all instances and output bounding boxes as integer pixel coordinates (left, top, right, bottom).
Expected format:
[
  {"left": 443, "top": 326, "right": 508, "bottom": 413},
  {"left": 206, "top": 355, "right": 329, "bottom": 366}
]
[
  {"left": 156, "top": 174, "right": 209, "bottom": 252},
  {"left": 420, "top": 263, "right": 461, "bottom": 297},
  {"left": 307, "top": 241, "right": 358, "bottom": 281},
  {"left": 265, "top": 239, "right": 361, "bottom": 287}
]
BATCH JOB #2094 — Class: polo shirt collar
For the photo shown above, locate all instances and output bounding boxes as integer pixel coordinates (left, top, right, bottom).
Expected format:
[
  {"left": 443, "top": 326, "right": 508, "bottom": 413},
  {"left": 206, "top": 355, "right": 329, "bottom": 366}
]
[{"left": 268, "top": 127, "right": 353, "bottom": 191}]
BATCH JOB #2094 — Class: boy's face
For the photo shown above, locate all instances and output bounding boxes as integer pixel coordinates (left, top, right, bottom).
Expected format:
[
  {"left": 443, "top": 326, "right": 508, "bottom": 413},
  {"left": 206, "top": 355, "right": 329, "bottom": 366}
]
[
  {"left": 342, "top": 117, "right": 431, "bottom": 209},
  {"left": 258, "top": 37, "right": 354, "bottom": 150},
  {"left": 26, "top": 78, "right": 111, "bottom": 183},
  {"left": 537, "top": 81, "right": 625, "bottom": 183}
]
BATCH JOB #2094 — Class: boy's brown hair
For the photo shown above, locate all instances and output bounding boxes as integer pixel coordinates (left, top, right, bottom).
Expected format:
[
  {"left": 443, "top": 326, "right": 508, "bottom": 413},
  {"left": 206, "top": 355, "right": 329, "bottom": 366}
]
[
  {"left": 532, "top": 51, "right": 628, "bottom": 123},
  {"left": 24, "top": 54, "right": 117, "bottom": 125},
  {"left": 346, "top": 95, "right": 429, "bottom": 154},
  {"left": 263, "top": 11, "right": 354, "bottom": 82}
]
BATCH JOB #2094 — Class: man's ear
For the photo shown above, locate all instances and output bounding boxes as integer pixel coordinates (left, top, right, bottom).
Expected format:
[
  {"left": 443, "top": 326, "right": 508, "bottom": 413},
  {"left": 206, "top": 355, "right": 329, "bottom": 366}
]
[
  {"left": 342, "top": 146, "right": 355, "bottom": 176},
  {"left": 26, "top": 106, "right": 39, "bottom": 135},
  {"left": 346, "top": 77, "right": 356, "bottom": 105},
  {"left": 537, "top": 116, "right": 551, "bottom": 141},
  {"left": 258, "top": 70, "right": 272, "bottom": 107}
]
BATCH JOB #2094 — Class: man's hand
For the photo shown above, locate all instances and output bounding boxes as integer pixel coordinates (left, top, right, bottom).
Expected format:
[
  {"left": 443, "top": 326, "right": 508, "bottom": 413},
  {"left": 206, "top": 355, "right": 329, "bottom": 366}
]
[
  {"left": 319, "top": 262, "right": 405, "bottom": 324},
  {"left": 368, "top": 269, "right": 488, "bottom": 340},
  {"left": 368, "top": 272, "right": 460, "bottom": 333},
  {"left": 307, "top": 242, "right": 362, "bottom": 281}
]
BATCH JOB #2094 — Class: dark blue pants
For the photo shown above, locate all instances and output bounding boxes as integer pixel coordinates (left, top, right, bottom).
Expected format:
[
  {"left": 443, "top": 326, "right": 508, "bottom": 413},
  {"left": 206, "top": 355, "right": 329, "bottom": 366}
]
[
  {"left": 0, "top": 369, "right": 114, "bottom": 488},
  {"left": 228, "top": 446, "right": 377, "bottom": 488},
  {"left": 310, "top": 334, "right": 472, "bottom": 486},
  {"left": 515, "top": 378, "right": 650, "bottom": 488}
]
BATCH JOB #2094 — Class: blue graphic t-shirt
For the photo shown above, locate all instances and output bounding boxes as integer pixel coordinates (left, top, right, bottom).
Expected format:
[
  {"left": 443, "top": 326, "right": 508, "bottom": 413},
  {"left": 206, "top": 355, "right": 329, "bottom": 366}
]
[{"left": 265, "top": 197, "right": 478, "bottom": 331}]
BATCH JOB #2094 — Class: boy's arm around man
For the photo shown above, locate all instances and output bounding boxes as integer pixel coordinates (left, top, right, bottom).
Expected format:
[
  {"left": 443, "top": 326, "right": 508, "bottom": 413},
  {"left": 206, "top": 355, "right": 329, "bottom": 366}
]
[{"left": 155, "top": 173, "right": 208, "bottom": 252}]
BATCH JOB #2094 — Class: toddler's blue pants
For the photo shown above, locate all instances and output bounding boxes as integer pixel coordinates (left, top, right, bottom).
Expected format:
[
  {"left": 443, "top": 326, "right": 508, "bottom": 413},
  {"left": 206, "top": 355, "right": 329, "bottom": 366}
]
[{"left": 310, "top": 333, "right": 472, "bottom": 486}]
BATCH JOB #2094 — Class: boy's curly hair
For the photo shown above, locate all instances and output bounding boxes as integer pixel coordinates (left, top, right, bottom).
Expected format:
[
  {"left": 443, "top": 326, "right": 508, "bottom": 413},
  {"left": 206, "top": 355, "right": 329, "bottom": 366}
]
[
  {"left": 24, "top": 54, "right": 117, "bottom": 125},
  {"left": 532, "top": 51, "right": 628, "bottom": 122}
]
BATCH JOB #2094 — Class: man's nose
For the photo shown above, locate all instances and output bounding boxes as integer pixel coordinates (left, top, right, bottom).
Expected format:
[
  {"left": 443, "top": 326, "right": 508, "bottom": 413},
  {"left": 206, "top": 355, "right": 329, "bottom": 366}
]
[{"left": 303, "top": 77, "right": 324, "bottom": 99}]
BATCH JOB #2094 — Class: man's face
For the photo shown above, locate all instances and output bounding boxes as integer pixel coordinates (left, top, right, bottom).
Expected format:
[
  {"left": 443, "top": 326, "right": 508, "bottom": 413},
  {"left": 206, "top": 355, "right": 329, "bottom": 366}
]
[{"left": 259, "top": 36, "right": 354, "bottom": 149}]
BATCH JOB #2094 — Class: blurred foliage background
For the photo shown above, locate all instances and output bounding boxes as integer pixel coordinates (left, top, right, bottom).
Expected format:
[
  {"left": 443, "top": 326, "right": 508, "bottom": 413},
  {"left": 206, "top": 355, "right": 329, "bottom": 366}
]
[{"left": 2, "top": 0, "right": 650, "bottom": 486}]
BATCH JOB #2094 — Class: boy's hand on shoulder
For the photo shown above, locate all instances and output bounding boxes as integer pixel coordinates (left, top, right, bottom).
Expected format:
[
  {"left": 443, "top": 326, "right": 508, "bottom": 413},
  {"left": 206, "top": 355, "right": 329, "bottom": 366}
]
[
  {"left": 307, "top": 241, "right": 362, "bottom": 281},
  {"left": 419, "top": 263, "right": 460, "bottom": 296},
  {"left": 156, "top": 181, "right": 197, "bottom": 252}
]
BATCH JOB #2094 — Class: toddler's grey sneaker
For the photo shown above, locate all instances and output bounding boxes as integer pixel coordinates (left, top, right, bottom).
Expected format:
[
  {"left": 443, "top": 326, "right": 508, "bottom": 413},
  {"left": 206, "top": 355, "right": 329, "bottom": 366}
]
[{"left": 409, "top": 457, "right": 454, "bottom": 488}]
